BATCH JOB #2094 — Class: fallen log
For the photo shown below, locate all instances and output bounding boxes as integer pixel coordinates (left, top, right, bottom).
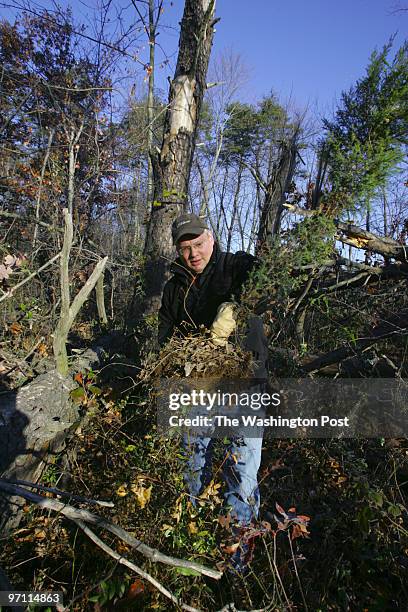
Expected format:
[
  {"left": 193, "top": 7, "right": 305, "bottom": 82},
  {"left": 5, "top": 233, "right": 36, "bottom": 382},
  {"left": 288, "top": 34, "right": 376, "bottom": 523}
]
[
  {"left": 283, "top": 203, "right": 408, "bottom": 262},
  {"left": 303, "top": 308, "right": 408, "bottom": 373}
]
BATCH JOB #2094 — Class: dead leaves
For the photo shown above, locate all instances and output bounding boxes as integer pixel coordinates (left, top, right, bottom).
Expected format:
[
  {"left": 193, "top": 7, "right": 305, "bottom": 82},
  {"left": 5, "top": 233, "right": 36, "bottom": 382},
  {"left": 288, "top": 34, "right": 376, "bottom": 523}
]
[
  {"left": 9, "top": 321, "right": 22, "bottom": 335},
  {"left": 218, "top": 514, "right": 232, "bottom": 530},
  {"left": 130, "top": 478, "right": 152, "bottom": 509},
  {"left": 327, "top": 457, "right": 348, "bottom": 486},
  {"left": 140, "top": 327, "right": 254, "bottom": 382},
  {"left": 115, "top": 477, "right": 153, "bottom": 509},
  {"left": 198, "top": 480, "right": 222, "bottom": 506},
  {"left": 171, "top": 494, "right": 184, "bottom": 523},
  {"left": 274, "top": 502, "right": 310, "bottom": 540},
  {"left": 116, "top": 484, "right": 128, "bottom": 497},
  {"left": 127, "top": 579, "right": 145, "bottom": 598},
  {"left": 0, "top": 253, "right": 27, "bottom": 282}
]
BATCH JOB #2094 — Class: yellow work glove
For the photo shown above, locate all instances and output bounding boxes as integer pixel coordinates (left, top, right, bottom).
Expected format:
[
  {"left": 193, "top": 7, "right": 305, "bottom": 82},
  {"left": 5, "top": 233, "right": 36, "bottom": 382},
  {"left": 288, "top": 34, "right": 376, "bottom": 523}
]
[{"left": 210, "top": 302, "right": 236, "bottom": 347}]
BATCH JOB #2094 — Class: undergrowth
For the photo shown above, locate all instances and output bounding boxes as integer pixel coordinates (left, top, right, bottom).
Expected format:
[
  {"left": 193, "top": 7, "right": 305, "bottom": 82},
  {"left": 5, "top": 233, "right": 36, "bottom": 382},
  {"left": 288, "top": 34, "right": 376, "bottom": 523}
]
[{"left": 1, "top": 371, "right": 408, "bottom": 611}]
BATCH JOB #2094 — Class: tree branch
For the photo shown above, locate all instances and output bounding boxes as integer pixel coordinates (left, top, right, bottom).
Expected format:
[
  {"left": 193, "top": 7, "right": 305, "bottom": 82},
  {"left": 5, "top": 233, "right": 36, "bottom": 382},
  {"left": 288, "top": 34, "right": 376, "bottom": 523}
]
[
  {"left": 4, "top": 479, "right": 114, "bottom": 508},
  {"left": 0, "top": 252, "right": 61, "bottom": 304},
  {"left": 283, "top": 203, "right": 408, "bottom": 262},
  {"left": 0, "top": 481, "right": 222, "bottom": 580},
  {"left": 72, "top": 519, "right": 201, "bottom": 612},
  {"left": 303, "top": 308, "right": 408, "bottom": 373}
]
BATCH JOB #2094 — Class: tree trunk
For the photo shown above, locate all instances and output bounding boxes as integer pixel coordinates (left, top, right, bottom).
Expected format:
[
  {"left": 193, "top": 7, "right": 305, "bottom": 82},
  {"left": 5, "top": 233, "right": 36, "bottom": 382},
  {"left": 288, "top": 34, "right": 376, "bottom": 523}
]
[
  {"left": 257, "top": 131, "right": 299, "bottom": 250},
  {"left": 146, "top": 0, "right": 156, "bottom": 210},
  {"left": 142, "top": 0, "right": 217, "bottom": 315}
]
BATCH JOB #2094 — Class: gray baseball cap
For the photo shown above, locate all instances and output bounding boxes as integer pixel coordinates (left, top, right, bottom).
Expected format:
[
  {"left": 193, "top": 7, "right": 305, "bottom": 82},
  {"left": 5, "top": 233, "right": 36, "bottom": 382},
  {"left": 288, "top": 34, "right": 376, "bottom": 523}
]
[{"left": 171, "top": 213, "right": 209, "bottom": 244}]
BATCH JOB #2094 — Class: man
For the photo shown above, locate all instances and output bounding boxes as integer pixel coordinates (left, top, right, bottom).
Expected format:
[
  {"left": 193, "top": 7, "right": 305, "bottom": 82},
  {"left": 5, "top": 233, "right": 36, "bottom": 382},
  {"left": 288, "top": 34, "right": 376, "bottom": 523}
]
[{"left": 158, "top": 213, "right": 268, "bottom": 570}]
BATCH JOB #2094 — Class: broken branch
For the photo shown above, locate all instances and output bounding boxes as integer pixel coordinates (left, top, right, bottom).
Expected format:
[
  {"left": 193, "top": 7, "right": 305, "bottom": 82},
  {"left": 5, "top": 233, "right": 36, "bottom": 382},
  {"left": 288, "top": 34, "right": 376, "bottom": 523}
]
[{"left": 0, "top": 481, "right": 222, "bottom": 580}]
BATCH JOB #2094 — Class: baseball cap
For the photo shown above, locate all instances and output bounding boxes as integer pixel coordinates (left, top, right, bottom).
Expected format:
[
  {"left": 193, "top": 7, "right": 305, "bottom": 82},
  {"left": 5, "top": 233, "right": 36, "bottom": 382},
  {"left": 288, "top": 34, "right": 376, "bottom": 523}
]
[{"left": 171, "top": 213, "right": 209, "bottom": 244}]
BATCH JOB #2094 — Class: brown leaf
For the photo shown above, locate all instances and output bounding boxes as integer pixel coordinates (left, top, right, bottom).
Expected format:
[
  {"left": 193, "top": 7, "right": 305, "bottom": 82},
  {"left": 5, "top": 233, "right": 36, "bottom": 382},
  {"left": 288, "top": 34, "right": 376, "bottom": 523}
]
[
  {"left": 130, "top": 482, "right": 152, "bottom": 509},
  {"left": 171, "top": 494, "right": 184, "bottom": 523},
  {"left": 291, "top": 524, "right": 303, "bottom": 540},
  {"left": 10, "top": 322, "right": 22, "bottom": 334},
  {"left": 335, "top": 476, "right": 348, "bottom": 484},
  {"left": 127, "top": 579, "right": 145, "bottom": 598},
  {"left": 270, "top": 458, "right": 285, "bottom": 471},
  {"left": 116, "top": 484, "right": 128, "bottom": 497},
  {"left": 297, "top": 515, "right": 311, "bottom": 523},
  {"left": 4, "top": 254, "right": 16, "bottom": 267},
  {"left": 37, "top": 343, "right": 48, "bottom": 356},
  {"left": 200, "top": 480, "right": 221, "bottom": 500},
  {"left": 275, "top": 502, "right": 287, "bottom": 517},
  {"left": 218, "top": 514, "right": 232, "bottom": 529},
  {"left": 0, "top": 264, "right": 11, "bottom": 280},
  {"left": 221, "top": 542, "right": 240, "bottom": 554}
]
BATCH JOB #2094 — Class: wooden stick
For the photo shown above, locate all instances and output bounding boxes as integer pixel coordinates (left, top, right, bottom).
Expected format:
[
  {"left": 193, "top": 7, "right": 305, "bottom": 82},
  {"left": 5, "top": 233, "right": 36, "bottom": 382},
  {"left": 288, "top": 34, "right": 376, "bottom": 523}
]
[
  {"left": 3, "top": 479, "right": 114, "bottom": 508},
  {"left": 72, "top": 519, "right": 201, "bottom": 612},
  {"left": 0, "top": 481, "right": 222, "bottom": 580},
  {"left": 0, "top": 253, "right": 61, "bottom": 304}
]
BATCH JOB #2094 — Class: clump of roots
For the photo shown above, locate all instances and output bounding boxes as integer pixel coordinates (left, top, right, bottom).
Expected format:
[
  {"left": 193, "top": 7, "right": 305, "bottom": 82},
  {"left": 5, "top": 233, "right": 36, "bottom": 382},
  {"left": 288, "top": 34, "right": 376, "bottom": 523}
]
[{"left": 140, "top": 327, "right": 254, "bottom": 382}]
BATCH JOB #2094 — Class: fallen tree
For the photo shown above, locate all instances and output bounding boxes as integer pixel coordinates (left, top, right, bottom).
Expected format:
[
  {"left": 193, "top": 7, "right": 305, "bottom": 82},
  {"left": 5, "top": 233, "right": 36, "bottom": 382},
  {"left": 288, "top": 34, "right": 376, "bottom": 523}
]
[
  {"left": 302, "top": 308, "right": 408, "bottom": 374},
  {"left": 283, "top": 203, "right": 408, "bottom": 263}
]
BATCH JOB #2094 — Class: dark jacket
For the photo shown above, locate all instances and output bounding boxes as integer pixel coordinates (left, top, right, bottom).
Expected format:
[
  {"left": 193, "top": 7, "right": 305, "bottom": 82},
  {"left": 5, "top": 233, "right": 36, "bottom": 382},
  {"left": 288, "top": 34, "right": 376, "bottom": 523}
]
[{"left": 158, "top": 244, "right": 255, "bottom": 346}]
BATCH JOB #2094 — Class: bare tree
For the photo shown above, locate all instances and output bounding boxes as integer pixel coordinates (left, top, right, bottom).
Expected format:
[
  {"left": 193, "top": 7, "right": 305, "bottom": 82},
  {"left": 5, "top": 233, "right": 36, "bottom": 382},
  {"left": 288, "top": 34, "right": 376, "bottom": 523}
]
[{"left": 141, "top": 0, "right": 217, "bottom": 314}]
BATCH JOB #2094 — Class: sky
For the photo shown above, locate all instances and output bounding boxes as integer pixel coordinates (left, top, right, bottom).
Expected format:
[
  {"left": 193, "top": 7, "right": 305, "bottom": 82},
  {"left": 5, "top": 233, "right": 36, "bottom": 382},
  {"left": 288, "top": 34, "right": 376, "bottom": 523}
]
[
  {"left": 210, "top": 0, "right": 407, "bottom": 114},
  {"left": 1, "top": 0, "right": 407, "bottom": 117}
]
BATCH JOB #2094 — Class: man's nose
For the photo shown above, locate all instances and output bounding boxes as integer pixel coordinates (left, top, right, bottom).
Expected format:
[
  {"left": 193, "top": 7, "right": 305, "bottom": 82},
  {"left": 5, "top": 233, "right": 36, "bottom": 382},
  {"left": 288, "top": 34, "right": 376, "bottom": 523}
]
[{"left": 188, "top": 245, "right": 199, "bottom": 256}]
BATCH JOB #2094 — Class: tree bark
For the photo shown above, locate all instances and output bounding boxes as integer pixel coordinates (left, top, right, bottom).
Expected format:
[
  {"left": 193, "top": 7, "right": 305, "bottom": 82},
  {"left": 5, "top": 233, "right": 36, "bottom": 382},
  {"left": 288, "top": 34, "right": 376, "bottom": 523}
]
[
  {"left": 257, "top": 130, "right": 299, "bottom": 250},
  {"left": 53, "top": 209, "right": 108, "bottom": 375},
  {"left": 141, "top": 0, "right": 217, "bottom": 315}
]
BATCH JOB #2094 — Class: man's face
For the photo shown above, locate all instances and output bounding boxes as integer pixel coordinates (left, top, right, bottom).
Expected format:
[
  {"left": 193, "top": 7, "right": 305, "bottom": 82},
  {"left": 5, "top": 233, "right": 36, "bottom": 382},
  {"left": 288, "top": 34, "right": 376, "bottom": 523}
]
[{"left": 177, "top": 231, "right": 214, "bottom": 274}]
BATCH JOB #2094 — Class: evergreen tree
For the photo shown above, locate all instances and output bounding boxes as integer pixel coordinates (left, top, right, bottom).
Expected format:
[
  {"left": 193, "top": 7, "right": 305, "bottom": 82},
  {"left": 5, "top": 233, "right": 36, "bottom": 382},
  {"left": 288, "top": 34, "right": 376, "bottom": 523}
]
[{"left": 323, "top": 39, "right": 408, "bottom": 210}]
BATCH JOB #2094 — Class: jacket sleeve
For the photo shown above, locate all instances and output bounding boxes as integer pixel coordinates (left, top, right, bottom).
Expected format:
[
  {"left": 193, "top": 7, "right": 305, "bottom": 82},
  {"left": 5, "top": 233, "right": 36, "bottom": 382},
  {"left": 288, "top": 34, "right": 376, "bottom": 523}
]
[
  {"left": 158, "top": 281, "right": 176, "bottom": 347},
  {"left": 231, "top": 251, "right": 256, "bottom": 299}
]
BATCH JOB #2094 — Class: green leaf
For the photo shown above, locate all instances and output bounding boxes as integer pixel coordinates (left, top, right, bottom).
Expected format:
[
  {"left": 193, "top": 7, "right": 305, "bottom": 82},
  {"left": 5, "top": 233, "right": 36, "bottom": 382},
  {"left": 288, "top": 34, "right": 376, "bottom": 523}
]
[
  {"left": 388, "top": 503, "right": 402, "bottom": 518},
  {"left": 88, "top": 384, "right": 101, "bottom": 395},
  {"left": 368, "top": 490, "right": 383, "bottom": 508},
  {"left": 70, "top": 387, "right": 86, "bottom": 401},
  {"left": 174, "top": 567, "right": 200, "bottom": 576},
  {"left": 108, "top": 581, "right": 116, "bottom": 600}
]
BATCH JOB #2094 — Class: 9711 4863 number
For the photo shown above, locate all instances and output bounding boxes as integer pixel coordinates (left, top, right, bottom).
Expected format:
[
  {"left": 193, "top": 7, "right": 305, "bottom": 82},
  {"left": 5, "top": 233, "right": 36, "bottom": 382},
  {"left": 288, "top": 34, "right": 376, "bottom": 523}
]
[{"left": 0, "top": 591, "right": 63, "bottom": 606}]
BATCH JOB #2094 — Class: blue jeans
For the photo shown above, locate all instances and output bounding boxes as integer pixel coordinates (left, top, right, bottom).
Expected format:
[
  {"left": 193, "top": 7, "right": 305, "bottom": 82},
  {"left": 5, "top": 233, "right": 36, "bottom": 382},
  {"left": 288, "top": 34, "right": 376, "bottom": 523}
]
[{"left": 182, "top": 434, "right": 262, "bottom": 525}]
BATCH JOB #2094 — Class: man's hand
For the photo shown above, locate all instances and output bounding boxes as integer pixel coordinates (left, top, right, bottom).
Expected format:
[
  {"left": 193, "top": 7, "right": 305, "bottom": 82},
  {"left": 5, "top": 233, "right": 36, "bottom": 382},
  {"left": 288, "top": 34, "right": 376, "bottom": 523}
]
[{"left": 210, "top": 302, "right": 236, "bottom": 347}]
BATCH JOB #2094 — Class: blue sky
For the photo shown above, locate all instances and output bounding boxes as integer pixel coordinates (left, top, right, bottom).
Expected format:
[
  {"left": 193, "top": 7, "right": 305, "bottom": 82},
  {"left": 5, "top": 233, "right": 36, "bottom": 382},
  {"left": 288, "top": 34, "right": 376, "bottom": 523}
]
[
  {"left": 155, "top": 0, "right": 407, "bottom": 114},
  {"left": 212, "top": 0, "right": 407, "bottom": 112},
  {"left": 2, "top": 0, "right": 407, "bottom": 115}
]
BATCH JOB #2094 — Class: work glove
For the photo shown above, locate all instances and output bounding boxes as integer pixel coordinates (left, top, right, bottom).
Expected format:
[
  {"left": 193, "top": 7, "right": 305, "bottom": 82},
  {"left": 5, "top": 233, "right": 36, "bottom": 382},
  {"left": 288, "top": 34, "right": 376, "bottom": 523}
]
[{"left": 210, "top": 302, "right": 236, "bottom": 347}]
